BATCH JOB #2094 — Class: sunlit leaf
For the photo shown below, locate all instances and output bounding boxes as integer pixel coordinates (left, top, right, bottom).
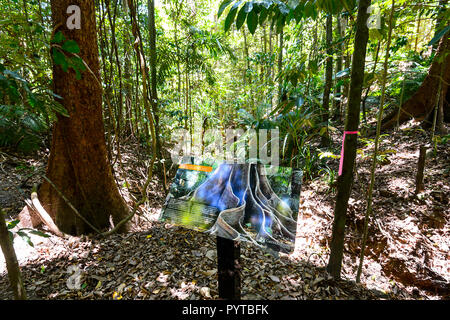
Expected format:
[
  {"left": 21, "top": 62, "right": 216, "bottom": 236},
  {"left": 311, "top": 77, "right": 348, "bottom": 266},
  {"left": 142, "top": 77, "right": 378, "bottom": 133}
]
[
  {"left": 7, "top": 219, "right": 20, "bottom": 230},
  {"left": 235, "top": 5, "right": 248, "bottom": 30},
  {"left": 224, "top": 1, "right": 241, "bottom": 32},
  {"left": 218, "top": 0, "right": 234, "bottom": 18},
  {"left": 428, "top": 25, "right": 450, "bottom": 47}
]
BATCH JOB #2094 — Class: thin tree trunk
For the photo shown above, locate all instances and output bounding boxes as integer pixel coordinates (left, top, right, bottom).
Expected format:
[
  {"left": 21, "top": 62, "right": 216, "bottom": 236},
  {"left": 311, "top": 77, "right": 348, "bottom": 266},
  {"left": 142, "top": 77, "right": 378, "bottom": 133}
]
[
  {"left": 0, "top": 210, "right": 27, "bottom": 300},
  {"left": 433, "top": 0, "right": 448, "bottom": 52},
  {"left": 127, "top": 0, "right": 157, "bottom": 177},
  {"left": 356, "top": 0, "right": 396, "bottom": 283},
  {"left": 269, "top": 23, "right": 275, "bottom": 109},
  {"left": 362, "top": 42, "right": 381, "bottom": 123},
  {"left": 321, "top": 14, "right": 333, "bottom": 146},
  {"left": 327, "top": 0, "right": 372, "bottom": 280},
  {"left": 174, "top": 14, "right": 183, "bottom": 127},
  {"left": 185, "top": 59, "right": 190, "bottom": 131},
  {"left": 134, "top": 53, "right": 142, "bottom": 139},
  {"left": 148, "top": 0, "right": 162, "bottom": 159},
  {"left": 269, "top": 23, "right": 273, "bottom": 82},
  {"left": 278, "top": 27, "right": 284, "bottom": 104},
  {"left": 333, "top": 15, "right": 344, "bottom": 121},
  {"left": 414, "top": 4, "right": 422, "bottom": 52},
  {"left": 106, "top": 0, "right": 123, "bottom": 143},
  {"left": 436, "top": 66, "right": 447, "bottom": 134},
  {"left": 343, "top": 15, "right": 351, "bottom": 116},
  {"left": 98, "top": 2, "right": 113, "bottom": 161},
  {"left": 123, "top": 30, "right": 133, "bottom": 137},
  {"left": 261, "top": 24, "right": 267, "bottom": 83},
  {"left": 243, "top": 27, "right": 253, "bottom": 109}
]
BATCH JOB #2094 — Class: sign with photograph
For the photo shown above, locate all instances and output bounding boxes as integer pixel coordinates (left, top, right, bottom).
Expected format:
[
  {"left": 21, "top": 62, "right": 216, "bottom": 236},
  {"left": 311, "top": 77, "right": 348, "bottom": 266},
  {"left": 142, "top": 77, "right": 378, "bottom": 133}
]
[{"left": 159, "top": 158, "right": 302, "bottom": 253}]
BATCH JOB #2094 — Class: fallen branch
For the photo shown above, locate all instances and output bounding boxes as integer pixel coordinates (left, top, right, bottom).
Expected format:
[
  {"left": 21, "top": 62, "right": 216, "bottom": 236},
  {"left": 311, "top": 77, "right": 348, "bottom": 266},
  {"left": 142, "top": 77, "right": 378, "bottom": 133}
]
[{"left": 29, "top": 186, "right": 64, "bottom": 238}]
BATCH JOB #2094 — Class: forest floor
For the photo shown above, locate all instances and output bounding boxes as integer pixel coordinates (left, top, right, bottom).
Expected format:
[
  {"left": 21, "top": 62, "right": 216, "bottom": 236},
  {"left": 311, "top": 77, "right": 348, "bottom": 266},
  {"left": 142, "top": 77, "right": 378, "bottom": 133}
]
[{"left": 0, "top": 120, "right": 448, "bottom": 300}]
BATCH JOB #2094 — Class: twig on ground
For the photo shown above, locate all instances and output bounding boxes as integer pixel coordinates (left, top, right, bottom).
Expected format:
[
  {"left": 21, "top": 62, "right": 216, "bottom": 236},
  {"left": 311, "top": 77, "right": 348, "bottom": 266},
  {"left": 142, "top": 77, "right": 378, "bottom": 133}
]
[{"left": 42, "top": 176, "right": 102, "bottom": 235}]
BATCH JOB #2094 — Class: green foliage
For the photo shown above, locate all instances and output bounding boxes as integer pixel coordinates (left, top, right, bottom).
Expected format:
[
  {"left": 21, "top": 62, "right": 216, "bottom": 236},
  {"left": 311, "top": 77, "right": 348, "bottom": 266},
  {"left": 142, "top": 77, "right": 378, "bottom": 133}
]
[
  {"left": 218, "top": 0, "right": 358, "bottom": 34},
  {"left": 358, "top": 135, "right": 396, "bottom": 164},
  {"left": 0, "top": 63, "right": 68, "bottom": 153},
  {"left": 0, "top": 105, "right": 45, "bottom": 153},
  {"left": 435, "top": 134, "right": 450, "bottom": 146},
  {"left": 51, "top": 32, "right": 86, "bottom": 80},
  {"left": 319, "top": 165, "right": 337, "bottom": 190},
  {"left": 0, "top": 1, "right": 72, "bottom": 153},
  {"left": 5, "top": 219, "right": 50, "bottom": 247},
  {"left": 428, "top": 25, "right": 450, "bottom": 47}
]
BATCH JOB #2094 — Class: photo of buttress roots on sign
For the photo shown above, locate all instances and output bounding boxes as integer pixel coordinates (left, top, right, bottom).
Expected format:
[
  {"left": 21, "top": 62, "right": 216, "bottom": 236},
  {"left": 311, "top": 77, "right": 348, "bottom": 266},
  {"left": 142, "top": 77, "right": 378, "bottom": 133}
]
[{"left": 159, "top": 157, "right": 303, "bottom": 253}]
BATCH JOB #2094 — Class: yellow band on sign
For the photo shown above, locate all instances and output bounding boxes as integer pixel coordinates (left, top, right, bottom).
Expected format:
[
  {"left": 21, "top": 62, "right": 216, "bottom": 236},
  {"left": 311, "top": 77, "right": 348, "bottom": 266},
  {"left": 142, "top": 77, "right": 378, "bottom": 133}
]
[{"left": 179, "top": 164, "right": 213, "bottom": 172}]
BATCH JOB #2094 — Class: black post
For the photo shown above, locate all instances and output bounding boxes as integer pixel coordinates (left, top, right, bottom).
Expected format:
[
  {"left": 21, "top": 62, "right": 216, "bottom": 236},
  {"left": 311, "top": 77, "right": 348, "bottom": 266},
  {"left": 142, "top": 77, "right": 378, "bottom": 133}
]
[{"left": 216, "top": 236, "right": 241, "bottom": 300}]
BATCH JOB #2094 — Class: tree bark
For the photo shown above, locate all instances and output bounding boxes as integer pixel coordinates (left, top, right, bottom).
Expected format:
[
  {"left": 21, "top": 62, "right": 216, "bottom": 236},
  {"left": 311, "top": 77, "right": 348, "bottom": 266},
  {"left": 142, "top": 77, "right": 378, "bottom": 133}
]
[
  {"left": 362, "top": 42, "right": 380, "bottom": 123},
  {"left": 35, "top": 0, "right": 130, "bottom": 235},
  {"left": 381, "top": 30, "right": 450, "bottom": 130},
  {"left": 327, "top": 0, "right": 371, "bottom": 279}
]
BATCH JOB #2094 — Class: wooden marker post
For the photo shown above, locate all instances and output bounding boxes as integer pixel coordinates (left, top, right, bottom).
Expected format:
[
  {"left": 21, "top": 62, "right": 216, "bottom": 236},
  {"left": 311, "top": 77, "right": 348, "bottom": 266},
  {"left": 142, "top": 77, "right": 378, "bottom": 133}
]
[
  {"left": 216, "top": 236, "right": 241, "bottom": 300},
  {"left": 415, "top": 145, "right": 427, "bottom": 194}
]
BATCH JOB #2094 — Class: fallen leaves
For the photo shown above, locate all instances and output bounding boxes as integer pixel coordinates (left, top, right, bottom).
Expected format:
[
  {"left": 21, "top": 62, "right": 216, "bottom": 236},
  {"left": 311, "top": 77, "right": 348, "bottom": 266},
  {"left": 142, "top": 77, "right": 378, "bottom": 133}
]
[{"left": 0, "top": 224, "right": 392, "bottom": 300}]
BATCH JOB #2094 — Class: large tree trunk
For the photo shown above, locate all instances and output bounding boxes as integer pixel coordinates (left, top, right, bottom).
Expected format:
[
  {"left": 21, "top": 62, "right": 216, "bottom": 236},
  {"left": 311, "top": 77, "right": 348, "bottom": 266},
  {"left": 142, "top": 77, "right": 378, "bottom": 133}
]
[
  {"left": 327, "top": 0, "right": 371, "bottom": 279},
  {"left": 35, "top": 0, "right": 129, "bottom": 235},
  {"left": 381, "top": 31, "right": 450, "bottom": 130}
]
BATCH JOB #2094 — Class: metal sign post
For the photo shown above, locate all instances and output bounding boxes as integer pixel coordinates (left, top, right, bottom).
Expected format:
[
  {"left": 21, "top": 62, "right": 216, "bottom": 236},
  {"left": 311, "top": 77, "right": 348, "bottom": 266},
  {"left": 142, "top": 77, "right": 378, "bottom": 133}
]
[{"left": 217, "top": 236, "right": 241, "bottom": 300}]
